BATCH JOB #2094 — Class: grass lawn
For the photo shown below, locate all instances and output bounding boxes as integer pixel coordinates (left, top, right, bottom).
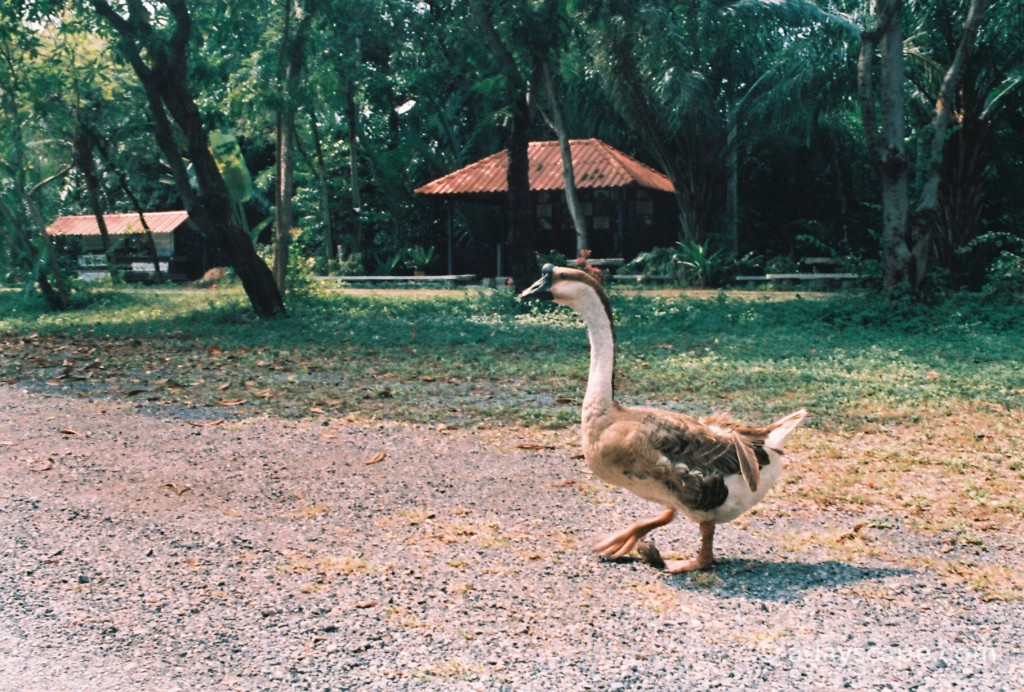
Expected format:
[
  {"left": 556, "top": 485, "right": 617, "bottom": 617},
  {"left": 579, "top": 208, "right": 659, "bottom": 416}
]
[{"left": 2, "top": 283, "right": 1023, "bottom": 599}]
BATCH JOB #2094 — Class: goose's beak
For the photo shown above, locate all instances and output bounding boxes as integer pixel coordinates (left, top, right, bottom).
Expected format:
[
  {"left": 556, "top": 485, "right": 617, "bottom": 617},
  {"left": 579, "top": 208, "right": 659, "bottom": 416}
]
[{"left": 519, "top": 264, "right": 555, "bottom": 301}]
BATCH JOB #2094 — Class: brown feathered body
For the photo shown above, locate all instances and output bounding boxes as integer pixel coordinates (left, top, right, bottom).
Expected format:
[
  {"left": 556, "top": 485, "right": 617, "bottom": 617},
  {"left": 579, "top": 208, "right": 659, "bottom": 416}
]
[{"left": 583, "top": 403, "right": 804, "bottom": 524}]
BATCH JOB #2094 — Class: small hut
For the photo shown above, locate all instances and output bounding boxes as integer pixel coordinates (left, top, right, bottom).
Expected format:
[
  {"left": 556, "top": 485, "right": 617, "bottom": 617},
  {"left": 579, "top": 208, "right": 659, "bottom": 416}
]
[
  {"left": 45, "top": 211, "right": 210, "bottom": 281},
  {"left": 414, "top": 138, "right": 677, "bottom": 271}
]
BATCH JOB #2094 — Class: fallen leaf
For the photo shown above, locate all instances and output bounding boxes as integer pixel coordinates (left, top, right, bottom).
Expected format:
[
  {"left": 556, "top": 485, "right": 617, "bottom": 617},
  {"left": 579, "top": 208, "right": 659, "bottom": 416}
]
[
  {"left": 420, "top": 375, "right": 435, "bottom": 382},
  {"left": 355, "top": 600, "right": 377, "bottom": 609},
  {"left": 555, "top": 397, "right": 574, "bottom": 404},
  {"left": 29, "top": 459, "right": 54, "bottom": 472},
  {"left": 516, "top": 443, "right": 555, "bottom": 450},
  {"left": 365, "top": 452, "right": 387, "bottom": 465},
  {"left": 59, "top": 428, "right": 79, "bottom": 436},
  {"left": 207, "top": 346, "right": 222, "bottom": 356},
  {"left": 214, "top": 398, "right": 246, "bottom": 407},
  {"left": 216, "top": 382, "right": 231, "bottom": 391},
  {"left": 42, "top": 548, "right": 64, "bottom": 564},
  {"left": 186, "top": 419, "right": 225, "bottom": 428},
  {"left": 308, "top": 407, "right": 326, "bottom": 414},
  {"left": 164, "top": 483, "right": 192, "bottom": 496}
]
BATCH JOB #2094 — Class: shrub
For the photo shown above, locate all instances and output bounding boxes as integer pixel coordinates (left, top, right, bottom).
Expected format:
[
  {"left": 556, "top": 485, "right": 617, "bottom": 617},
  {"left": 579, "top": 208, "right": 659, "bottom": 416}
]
[{"left": 983, "top": 250, "right": 1024, "bottom": 302}]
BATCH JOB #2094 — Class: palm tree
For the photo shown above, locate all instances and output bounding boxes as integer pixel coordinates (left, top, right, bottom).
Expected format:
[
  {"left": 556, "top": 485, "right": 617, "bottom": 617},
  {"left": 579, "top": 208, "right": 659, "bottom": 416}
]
[{"left": 726, "top": 0, "right": 1007, "bottom": 295}]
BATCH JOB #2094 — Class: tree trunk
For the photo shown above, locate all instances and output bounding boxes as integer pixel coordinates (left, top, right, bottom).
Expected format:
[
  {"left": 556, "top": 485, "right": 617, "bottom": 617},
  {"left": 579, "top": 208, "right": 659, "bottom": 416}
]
[
  {"left": 859, "top": 0, "right": 987, "bottom": 295},
  {"left": 73, "top": 124, "right": 112, "bottom": 259},
  {"left": 273, "top": 0, "right": 294, "bottom": 294},
  {"left": 0, "top": 77, "right": 72, "bottom": 310},
  {"left": 273, "top": 1, "right": 315, "bottom": 294},
  {"left": 20, "top": 177, "right": 73, "bottom": 310},
  {"left": 470, "top": 0, "right": 536, "bottom": 290},
  {"left": 909, "top": 0, "right": 988, "bottom": 283},
  {"left": 92, "top": 132, "right": 163, "bottom": 279},
  {"left": 92, "top": 0, "right": 285, "bottom": 317},
  {"left": 725, "top": 122, "right": 738, "bottom": 256},
  {"left": 505, "top": 93, "right": 535, "bottom": 288},
  {"left": 540, "top": 64, "right": 588, "bottom": 255},
  {"left": 308, "top": 111, "right": 335, "bottom": 264},
  {"left": 344, "top": 38, "right": 363, "bottom": 254}
]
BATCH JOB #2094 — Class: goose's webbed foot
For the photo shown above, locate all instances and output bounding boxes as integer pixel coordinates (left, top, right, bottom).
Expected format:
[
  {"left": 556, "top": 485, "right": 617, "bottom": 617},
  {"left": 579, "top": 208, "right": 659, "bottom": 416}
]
[
  {"left": 592, "top": 508, "right": 675, "bottom": 560},
  {"left": 664, "top": 520, "right": 716, "bottom": 573}
]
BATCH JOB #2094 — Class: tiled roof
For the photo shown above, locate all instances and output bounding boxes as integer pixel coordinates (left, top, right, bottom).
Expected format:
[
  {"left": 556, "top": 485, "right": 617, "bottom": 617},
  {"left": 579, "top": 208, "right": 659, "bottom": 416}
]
[
  {"left": 414, "top": 139, "right": 675, "bottom": 196},
  {"left": 45, "top": 210, "right": 191, "bottom": 236}
]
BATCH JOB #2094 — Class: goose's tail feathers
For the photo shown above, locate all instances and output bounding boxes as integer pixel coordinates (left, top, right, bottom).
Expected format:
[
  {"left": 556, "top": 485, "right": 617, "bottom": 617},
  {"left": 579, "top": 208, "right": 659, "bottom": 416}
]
[{"left": 765, "top": 409, "right": 808, "bottom": 450}]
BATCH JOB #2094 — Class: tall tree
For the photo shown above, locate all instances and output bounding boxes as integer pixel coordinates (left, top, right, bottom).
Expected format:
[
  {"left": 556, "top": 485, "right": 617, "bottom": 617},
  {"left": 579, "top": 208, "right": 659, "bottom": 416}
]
[
  {"left": 273, "top": 0, "right": 318, "bottom": 294},
  {"left": 581, "top": 1, "right": 773, "bottom": 247},
  {"left": 91, "top": 0, "right": 285, "bottom": 316},
  {"left": 532, "top": 1, "right": 588, "bottom": 256},
  {"left": 469, "top": 0, "right": 536, "bottom": 289},
  {"left": 859, "top": 0, "right": 989, "bottom": 294},
  {"left": 539, "top": 62, "right": 588, "bottom": 255},
  {"left": 928, "top": 0, "right": 1024, "bottom": 284},
  {"left": 0, "top": 7, "right": 72, "bottom": 309}
]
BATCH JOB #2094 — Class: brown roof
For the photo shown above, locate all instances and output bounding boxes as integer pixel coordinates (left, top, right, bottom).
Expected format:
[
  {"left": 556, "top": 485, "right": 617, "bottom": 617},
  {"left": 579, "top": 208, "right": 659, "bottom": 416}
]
[
  {"left": 46, "top": 210, "right": 191, "bottom": 237},
  {"left": 414, "top": 138, "right": 675, "bottom": 196}
]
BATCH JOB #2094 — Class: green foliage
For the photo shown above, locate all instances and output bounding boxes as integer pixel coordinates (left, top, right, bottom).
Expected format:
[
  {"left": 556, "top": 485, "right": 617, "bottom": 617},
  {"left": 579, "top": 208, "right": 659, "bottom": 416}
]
[
  {"left": 336, "top": 252, "right": 366, "bottom": 276},
  {"left": 620, "top": 247, "right": 678, "bottom": 278},
  {"left": 370, "top": 249, "right": 405, "bottom": 275},
  {"left": 983, "top": 251, "right": 1024, "bottom": 302},
  {"left": 734, "top": 250, "right": 766, "bottom": 275},
  {"left": 673, "top": 241, "right": 732, "bottom": 288},
  {"left": 405, "top": 245, "right": 436, "bottom": 271},
  {"left": 535, "top": 250, "right": 573, "bottom": 269},
  {"left": 4, "top": 0, "right": 1021, "bottom": 306}
]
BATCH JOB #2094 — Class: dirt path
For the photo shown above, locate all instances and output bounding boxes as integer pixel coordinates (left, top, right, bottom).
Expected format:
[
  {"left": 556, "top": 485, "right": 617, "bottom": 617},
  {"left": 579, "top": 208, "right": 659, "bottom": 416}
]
[{"left": 1, "top": 385, "right": 1021, "bottom": 690}]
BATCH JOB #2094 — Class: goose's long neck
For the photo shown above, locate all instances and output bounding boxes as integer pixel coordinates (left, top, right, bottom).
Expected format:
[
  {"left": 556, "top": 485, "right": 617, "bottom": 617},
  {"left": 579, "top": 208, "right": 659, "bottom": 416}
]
[{"left": 574, "top": 289, "right": 615, "bottom": 418}]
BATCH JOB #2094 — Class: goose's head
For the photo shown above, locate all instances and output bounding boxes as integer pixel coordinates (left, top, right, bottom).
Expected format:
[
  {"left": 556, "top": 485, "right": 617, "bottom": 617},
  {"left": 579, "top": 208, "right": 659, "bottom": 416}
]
[{"left": 519, "top": 263, "right": 609, "bottom": 312}]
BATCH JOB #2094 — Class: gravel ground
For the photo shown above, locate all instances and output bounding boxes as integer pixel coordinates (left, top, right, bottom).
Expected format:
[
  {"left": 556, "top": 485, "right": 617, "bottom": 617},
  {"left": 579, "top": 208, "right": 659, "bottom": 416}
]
[{"left": 1, "top": 384, "right": 1022, "bottom": 690}]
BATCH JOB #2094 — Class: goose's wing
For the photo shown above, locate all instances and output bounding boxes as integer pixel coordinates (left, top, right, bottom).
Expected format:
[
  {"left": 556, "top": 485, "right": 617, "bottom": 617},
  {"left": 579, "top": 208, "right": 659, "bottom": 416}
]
[{"left": 624, "top": 408, "right": 770, "bottom": 510}]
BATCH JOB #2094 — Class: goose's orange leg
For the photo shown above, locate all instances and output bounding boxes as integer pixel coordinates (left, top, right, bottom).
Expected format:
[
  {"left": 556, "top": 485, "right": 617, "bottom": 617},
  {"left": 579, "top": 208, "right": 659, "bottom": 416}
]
[
  {"left": 664, "top": 520, "right": 716, "bottom": 573},
  {"left": 592, "top": 508, "right": 676, "bottom": 560}
]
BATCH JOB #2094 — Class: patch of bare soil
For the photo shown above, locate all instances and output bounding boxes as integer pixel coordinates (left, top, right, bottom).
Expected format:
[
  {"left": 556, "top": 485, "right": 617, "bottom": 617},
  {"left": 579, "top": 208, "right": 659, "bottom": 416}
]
[{"left": 1, "top": 385, "right": 1022, "bottom": 689}]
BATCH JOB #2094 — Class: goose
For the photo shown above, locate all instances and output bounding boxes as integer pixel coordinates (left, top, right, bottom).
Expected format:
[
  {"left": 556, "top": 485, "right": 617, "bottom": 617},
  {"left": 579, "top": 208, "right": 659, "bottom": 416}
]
[{"left": 520, "top": 264, "right": 807, "bottom": 572}]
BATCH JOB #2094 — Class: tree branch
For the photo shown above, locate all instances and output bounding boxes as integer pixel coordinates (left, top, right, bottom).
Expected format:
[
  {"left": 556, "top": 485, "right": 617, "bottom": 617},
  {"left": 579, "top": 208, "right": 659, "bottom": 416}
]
[
  {"left": 91, "top": 0, "right": 135, "bottom": 37},
  {"left": 26, "top": 164, "right": 73, "bottom": 198}
]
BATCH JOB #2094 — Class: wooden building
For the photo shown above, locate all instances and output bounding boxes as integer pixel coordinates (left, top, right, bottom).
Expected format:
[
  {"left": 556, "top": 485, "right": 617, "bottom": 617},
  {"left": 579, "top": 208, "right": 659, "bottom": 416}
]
[
  {"left": 414, "top": 139, "right": 677, "bottom": 268},
  {"left": 45, "top": 211, "right": 212, "bottom": 281}
]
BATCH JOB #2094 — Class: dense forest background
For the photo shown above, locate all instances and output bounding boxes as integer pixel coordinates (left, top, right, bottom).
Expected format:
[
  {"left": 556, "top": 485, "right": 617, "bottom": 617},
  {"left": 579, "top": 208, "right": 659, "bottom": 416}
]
[{"left": 2, "top": 0, "right": 1022, "bottom": 313}]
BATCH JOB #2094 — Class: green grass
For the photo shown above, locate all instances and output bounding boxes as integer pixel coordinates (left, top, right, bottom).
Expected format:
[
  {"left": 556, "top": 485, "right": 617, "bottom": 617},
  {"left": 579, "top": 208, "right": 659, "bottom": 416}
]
[{"left": 1, "top": 285, "right": 1021, "bottom": 429}]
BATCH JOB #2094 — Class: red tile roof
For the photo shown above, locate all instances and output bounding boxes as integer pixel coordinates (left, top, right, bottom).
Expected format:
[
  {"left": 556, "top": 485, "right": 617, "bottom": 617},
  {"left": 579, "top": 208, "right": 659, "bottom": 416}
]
[
  {"left": 45, "top": 210, "right": 191, "bottom": 236},
  {"left": 414, "top": 139, "right": 675, "bottom": 196}
]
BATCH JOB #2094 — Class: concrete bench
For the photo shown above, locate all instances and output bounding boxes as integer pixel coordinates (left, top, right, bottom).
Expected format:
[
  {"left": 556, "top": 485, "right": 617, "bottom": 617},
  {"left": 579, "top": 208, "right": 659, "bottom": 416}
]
[
  {"left": 612, "top": 274, "right": 675, "bottom": 284},
  {"left": 735, "top": 272, "right": 861, "bottom": 288},
  {"left": 317, "top": 274, "right": 478, "bottom": 286}
]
